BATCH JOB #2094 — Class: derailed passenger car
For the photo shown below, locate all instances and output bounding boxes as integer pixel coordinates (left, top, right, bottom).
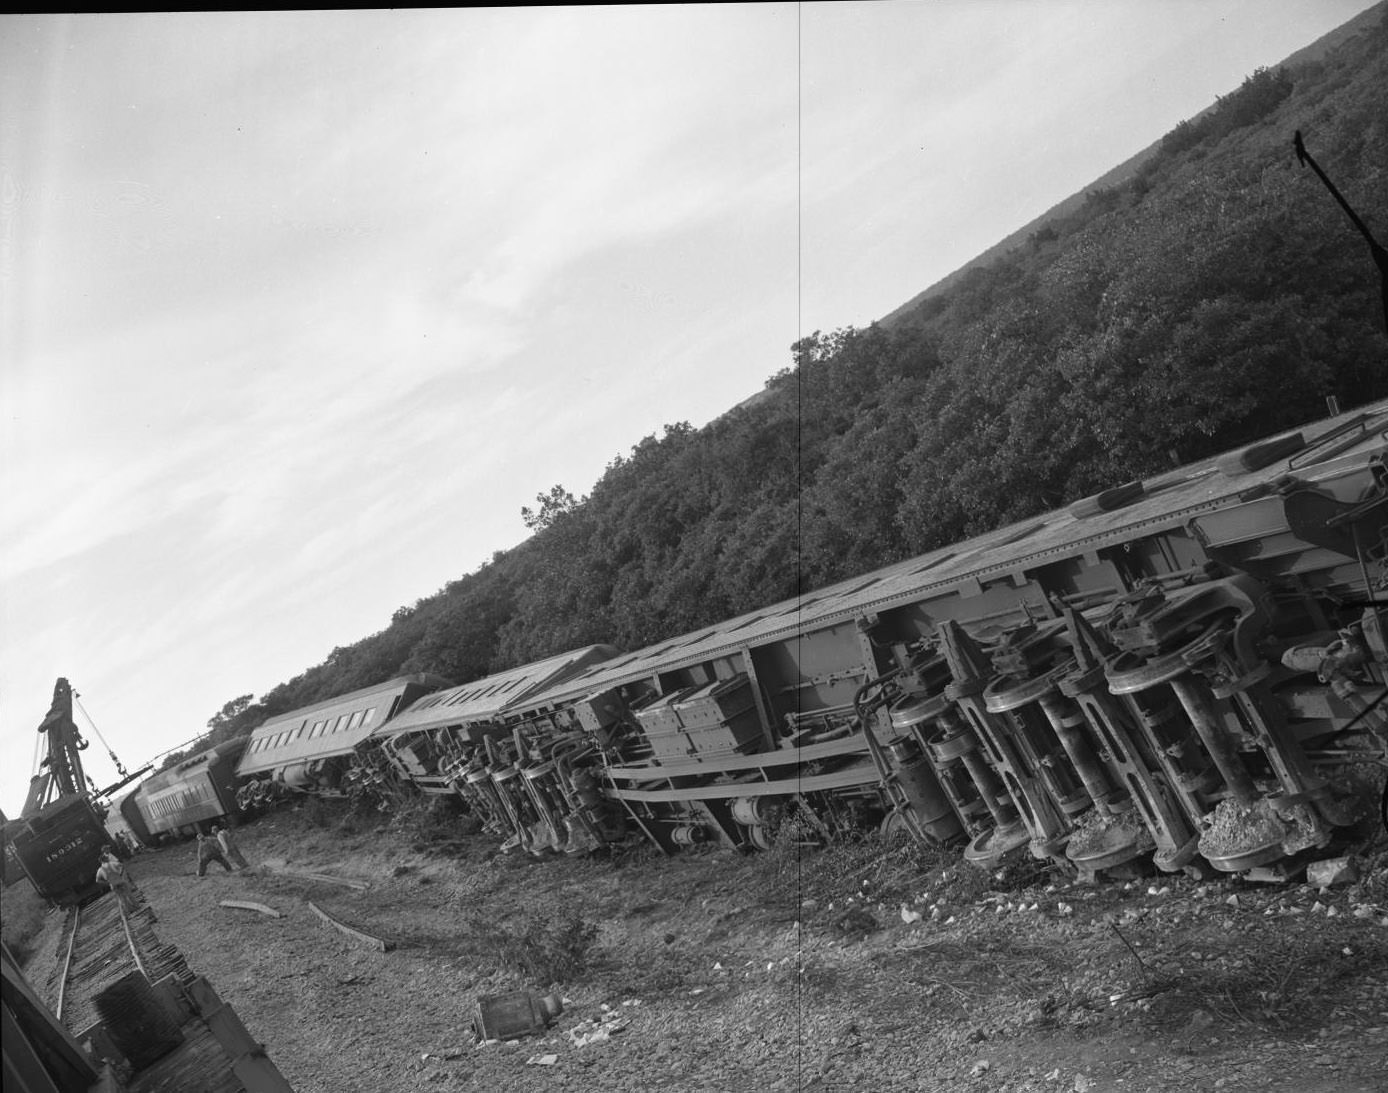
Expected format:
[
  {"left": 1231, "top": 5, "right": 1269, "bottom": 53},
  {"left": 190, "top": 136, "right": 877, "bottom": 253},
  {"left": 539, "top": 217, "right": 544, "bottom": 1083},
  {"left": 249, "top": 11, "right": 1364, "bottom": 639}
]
[
  {"left": 234, "top": 674, "right": 450, "bottom": 803},
  {"left": 401, "top": 404, "right": 1388, "bottom": 881},
  {"left": 367, "top": 645, "right": 623, "bottom": 852},
  {"left": 132, "top": 738, "right": 250, "bottom": 843}
]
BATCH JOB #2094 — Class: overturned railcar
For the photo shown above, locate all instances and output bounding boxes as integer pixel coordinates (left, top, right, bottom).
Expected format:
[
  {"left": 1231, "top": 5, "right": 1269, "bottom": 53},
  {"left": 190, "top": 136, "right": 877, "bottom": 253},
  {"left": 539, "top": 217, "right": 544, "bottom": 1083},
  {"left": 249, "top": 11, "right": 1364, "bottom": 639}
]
[
  {"left": 234, "top": 674, "right": 450, "bottom": 804},
  {"left": 406, "top": 404, "right": 1387, "bottom": 881},
  {"left": 131, "top": 738, "right": 250, "bottom": 843},
  {"left": 366, "top": 645, "right": 623, "bottom": 851}
]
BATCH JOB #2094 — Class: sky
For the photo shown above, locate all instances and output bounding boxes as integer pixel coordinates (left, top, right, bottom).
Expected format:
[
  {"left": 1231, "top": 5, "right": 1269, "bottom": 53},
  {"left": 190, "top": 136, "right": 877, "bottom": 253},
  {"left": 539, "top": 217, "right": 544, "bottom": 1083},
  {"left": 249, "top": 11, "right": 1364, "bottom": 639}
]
[{"left": 1, "top": 2, "right": 1379, "bottom": 816}]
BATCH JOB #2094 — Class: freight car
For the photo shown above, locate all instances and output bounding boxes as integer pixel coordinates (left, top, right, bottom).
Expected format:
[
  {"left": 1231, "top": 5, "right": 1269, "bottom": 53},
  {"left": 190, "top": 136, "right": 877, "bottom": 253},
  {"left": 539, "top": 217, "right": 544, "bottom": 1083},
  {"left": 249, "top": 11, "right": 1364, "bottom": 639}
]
[
  {"left": 367, "top": 402, "right": 1388, "bottom": 882},
  {"left": 233, "top": 674, "right": 451, "bottom": 805}
]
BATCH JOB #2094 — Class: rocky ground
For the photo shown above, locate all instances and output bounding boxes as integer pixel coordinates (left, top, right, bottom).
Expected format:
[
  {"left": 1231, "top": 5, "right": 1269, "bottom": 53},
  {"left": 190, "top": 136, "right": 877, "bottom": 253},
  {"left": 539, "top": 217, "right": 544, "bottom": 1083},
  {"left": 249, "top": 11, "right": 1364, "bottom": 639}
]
[{"left": 25, "top": 801, "right": 1388, "bottom": 1093}]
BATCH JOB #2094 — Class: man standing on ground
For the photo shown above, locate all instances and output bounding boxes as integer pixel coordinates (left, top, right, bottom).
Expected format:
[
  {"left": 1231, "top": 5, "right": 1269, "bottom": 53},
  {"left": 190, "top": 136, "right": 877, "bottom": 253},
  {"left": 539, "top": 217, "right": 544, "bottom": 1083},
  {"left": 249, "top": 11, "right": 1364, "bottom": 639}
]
[
  {"left": 96, "top": 849, "right": 134, "bottom": 912},
  {"left": 196, "top": 830, "right": 232, "bottom": 876},
  {"left": 213, "top": 823, "right": 249, "bottom": 870}
]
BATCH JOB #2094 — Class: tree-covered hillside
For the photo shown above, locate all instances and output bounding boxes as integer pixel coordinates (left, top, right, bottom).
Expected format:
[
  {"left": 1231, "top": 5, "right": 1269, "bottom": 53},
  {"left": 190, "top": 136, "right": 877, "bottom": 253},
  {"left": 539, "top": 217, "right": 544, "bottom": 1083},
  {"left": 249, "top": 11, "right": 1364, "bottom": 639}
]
[{"left": 177, "top": 10, "right": 1388, "bottom": 764}]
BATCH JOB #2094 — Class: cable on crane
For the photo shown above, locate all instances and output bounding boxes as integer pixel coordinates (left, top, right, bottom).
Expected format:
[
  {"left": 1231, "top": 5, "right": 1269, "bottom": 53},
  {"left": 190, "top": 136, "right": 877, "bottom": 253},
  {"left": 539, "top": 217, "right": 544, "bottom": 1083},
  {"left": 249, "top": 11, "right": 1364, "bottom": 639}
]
[{"left": 74, "top": 692, "right": 130, "bottom": 778}]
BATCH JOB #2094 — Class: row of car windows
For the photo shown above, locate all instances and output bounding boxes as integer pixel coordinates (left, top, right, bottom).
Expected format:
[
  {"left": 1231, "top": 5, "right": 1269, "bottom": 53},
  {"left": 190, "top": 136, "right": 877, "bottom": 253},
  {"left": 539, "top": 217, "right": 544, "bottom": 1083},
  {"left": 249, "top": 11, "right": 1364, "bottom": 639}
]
[
  {"left": 248, "top": 706, "right": 378, "bottom": 754},
  {"left": 147, "top": 782, "right": 212, "bottom": 817}
]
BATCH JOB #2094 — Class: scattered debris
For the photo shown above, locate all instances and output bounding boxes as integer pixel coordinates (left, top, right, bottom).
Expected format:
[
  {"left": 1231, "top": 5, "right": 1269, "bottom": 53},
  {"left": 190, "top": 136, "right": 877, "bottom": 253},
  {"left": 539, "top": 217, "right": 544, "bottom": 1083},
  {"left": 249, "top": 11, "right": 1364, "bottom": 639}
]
[
  {"left": 565, "top": 1010, "right": 628, "bottom": 1049},
  {"left": 307, "top": 900, "right": 393, "bottom": 952},
  {"left": 1307, "top": 857, "right": 1359, "bottom": 889},
  {"left": 218, "top": 900, "right": 282, "bottom": 918},
  {"left": 473, "top": 991, "right": 563, "bottom": 1042}
]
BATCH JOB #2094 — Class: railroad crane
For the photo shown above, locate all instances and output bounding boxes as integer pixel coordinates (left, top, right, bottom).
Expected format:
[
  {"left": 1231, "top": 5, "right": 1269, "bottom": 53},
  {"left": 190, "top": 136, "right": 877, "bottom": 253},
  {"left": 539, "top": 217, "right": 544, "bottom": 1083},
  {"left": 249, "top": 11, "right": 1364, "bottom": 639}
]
[{"left": 2, "top": 679, "right": 147, "bottom": 904}]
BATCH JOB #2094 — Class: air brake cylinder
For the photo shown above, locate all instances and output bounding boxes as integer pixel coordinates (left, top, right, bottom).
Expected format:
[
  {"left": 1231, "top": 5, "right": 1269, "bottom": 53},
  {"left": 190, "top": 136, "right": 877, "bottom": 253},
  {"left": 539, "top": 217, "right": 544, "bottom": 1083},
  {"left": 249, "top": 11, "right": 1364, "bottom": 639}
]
[
  {"left": 670, "top": 823, "right": 711, "bottom": 847},
  {"left": 729, "top": 796, "right": 784, "bottom": 851}
]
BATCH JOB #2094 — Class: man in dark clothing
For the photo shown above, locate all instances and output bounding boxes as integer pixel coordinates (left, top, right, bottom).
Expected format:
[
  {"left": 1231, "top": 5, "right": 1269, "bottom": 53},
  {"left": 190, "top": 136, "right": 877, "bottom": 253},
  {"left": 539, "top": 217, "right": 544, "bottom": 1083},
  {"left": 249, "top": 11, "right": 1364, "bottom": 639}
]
[{"left": 196, "top": 831, "right": 232, "bottom": 876}]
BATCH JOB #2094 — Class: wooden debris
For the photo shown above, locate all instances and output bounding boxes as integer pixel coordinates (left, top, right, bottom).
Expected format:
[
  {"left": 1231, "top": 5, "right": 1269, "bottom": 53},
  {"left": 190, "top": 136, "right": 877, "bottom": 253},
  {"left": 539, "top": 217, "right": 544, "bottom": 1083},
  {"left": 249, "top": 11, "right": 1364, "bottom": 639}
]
[
  {"left": 219, "top": 900, "right": 283, "bottom": 919},
  {"left": 189, "top": 977, "right": 295, "bottom": 1092},
  {"left": 307, "top": 901, "right": 393, "bottom": 952}
]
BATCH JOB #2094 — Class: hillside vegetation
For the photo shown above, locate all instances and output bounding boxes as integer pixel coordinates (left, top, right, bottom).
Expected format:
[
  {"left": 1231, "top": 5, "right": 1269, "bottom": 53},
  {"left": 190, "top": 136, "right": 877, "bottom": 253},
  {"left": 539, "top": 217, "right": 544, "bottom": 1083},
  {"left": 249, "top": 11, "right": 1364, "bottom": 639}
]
[{"left": 181, "top": 10, "right": 1388, "bottom": 760}]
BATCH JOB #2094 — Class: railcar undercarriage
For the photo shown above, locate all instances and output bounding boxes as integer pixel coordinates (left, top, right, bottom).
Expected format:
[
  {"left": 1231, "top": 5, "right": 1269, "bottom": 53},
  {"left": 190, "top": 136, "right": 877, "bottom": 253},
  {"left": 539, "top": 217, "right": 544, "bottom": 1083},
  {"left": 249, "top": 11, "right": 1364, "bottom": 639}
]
[{"left": 380, "top": 411, "right": 1388, "bottom": 884}]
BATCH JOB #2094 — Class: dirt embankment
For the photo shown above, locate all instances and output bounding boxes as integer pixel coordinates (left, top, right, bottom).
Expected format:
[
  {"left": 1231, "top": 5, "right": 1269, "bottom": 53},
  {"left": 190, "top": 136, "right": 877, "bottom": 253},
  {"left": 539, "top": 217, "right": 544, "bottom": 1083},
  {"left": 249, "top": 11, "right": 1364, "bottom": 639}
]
[{"left": 30, "top": 803, "right": 1388, "bottom": 1093}]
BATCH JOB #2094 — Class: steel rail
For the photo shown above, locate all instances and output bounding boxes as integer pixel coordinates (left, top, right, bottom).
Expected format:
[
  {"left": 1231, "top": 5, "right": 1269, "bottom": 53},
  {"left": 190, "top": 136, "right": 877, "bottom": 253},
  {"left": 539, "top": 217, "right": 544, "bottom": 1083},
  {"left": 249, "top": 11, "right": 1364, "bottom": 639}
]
[
  {"left": 114, "top": 894, "right": 149, "bottom": 980},
  {"left": 54, "top": 905, "right": 80, "bottom": 1022}
]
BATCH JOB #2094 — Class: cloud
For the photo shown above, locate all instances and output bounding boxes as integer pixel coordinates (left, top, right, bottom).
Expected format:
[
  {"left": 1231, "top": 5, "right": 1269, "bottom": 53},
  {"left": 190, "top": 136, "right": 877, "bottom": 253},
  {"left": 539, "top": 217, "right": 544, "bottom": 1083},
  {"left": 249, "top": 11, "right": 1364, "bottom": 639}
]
[{"left": 6, "top": 3, "right": 1373, "bottom": 815}]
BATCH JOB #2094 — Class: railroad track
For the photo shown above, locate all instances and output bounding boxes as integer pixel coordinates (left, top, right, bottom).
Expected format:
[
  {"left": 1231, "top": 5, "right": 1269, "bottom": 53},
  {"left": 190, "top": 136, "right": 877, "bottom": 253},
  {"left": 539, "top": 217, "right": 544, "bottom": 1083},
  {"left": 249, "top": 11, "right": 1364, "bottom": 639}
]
[{"left": 49, "top": 885, "right": 193, "bottom": 1039}]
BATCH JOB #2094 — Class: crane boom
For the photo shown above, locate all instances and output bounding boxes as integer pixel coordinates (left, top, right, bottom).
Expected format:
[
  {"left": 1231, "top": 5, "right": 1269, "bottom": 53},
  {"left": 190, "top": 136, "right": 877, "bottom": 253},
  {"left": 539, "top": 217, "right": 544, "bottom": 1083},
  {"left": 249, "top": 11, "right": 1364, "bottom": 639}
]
[{"left": 20, "top": 678, "right": 90, "bottom": 816}]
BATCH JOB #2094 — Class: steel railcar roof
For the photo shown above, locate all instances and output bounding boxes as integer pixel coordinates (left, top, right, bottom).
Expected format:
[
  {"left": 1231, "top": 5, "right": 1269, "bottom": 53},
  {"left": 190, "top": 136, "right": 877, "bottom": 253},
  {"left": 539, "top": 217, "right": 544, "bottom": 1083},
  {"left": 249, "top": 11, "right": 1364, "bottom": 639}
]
[
  {"left": 369, "top": 645, "right": 620, "bottom": 739},
  {"left": 138, "top": 737, "right": 249, "bottom": 794},
  {"left": 236, "top": 674, "right": 449, "bottom": 777}
]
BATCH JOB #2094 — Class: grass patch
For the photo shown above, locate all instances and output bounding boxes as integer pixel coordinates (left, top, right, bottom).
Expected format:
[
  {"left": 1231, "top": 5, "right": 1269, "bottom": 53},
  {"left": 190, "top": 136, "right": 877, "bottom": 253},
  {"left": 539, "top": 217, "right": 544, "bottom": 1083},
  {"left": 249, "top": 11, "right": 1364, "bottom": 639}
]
[
  {"left": 1145, "top": 929, "right": 1386, "bottom": 1033},
  {"left": 0, "top": 882, "right": 48, "bottom": 966},
  {"left": 478, "top": 911, "right": 600, "bottom": 986}
]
